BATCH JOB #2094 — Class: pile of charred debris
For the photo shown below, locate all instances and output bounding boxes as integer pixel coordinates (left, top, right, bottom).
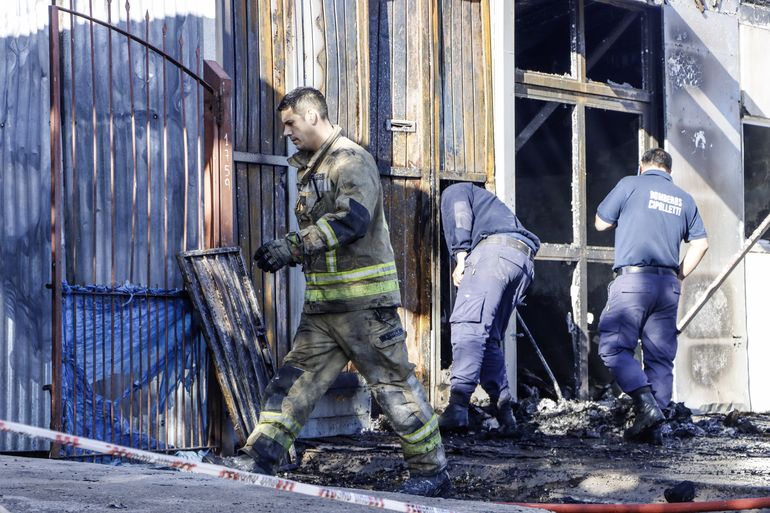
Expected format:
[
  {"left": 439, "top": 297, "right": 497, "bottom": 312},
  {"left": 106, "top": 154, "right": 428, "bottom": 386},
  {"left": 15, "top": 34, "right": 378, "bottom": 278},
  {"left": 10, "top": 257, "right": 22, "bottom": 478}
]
[{"left": 286, "top": 386, "right": 770, "bottom": 503}]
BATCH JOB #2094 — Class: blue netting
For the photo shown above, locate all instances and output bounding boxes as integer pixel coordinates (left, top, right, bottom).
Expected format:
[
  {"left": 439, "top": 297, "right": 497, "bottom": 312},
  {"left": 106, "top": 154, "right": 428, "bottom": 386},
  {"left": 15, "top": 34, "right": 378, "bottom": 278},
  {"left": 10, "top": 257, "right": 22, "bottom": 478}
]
[{"left": 61, "top": 282, "right": 206, "bottom": 456}]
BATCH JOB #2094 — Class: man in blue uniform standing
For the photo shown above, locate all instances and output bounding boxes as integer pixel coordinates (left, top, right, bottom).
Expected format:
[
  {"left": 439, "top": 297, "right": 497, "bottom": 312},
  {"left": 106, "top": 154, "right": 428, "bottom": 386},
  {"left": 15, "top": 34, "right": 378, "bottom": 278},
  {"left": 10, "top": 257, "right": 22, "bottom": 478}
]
[
  {"left": 439, "top": 182, "right": 540, "bottom": 435},
  {"left": 595, "top": 148, "right": 708, "bottom": 442}
]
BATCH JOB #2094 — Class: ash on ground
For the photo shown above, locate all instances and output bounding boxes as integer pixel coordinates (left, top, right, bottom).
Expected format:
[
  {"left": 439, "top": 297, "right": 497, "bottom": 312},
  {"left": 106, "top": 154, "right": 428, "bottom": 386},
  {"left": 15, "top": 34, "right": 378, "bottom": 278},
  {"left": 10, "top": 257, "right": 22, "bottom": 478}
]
[{"left": 289, "top": 388, "right": 770, "bottom": 504}]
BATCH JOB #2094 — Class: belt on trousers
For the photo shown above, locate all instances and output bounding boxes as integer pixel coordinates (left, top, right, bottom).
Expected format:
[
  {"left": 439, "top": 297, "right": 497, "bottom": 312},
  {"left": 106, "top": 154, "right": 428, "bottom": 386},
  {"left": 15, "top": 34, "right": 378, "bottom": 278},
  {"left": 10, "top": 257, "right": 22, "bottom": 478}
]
[
  {"left": 615, "top": 265, "right": 677, "bottom": 277},
  {"left": 478, "top": 234, "right": 534, "bottom": 259}
]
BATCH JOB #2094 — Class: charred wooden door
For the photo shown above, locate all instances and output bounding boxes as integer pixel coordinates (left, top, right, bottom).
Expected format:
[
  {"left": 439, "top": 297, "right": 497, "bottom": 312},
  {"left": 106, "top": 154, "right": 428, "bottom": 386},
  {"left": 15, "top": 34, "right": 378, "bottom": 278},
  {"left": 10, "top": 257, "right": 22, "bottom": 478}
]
[
  {"left": 368, "top": 0, "right": 436, "bottom": 386},
  {"left": 225, "top": 0, "right": 291, "bottom": 363},
  {"left": 226, "top": 0, "right": 495, "bottom": 400},
  {"left": 434, "top": 0, "right": 496, "bottom": 401}
]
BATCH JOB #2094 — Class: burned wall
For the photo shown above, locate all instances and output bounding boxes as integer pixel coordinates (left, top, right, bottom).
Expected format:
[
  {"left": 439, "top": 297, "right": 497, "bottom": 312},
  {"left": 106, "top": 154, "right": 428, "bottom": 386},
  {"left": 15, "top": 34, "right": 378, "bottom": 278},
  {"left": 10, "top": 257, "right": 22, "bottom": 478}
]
[{"left": 664, "top": 0, "right": 748, "bottom": 412}]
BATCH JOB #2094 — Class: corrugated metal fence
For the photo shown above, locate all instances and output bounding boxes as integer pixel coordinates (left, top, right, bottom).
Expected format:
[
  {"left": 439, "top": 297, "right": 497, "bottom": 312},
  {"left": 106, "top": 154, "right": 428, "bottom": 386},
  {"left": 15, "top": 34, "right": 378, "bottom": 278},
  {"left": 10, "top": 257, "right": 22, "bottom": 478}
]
[
  {"left": 0, "top": 0, "right": 55, "bottom": 452},
  {"left": 0, "top": 0, "right": 228, "bottom": 453}
]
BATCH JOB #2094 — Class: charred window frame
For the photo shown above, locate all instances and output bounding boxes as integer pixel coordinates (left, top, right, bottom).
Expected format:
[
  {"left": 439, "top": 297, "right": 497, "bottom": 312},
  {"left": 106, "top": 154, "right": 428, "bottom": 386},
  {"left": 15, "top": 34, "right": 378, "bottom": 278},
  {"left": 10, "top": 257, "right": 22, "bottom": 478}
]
[
  {"left": 514, "top": 0, "right": 663, "bottom": 399},
  {"left": 742, "top": 117, "right": 770, "bottom": 244}
]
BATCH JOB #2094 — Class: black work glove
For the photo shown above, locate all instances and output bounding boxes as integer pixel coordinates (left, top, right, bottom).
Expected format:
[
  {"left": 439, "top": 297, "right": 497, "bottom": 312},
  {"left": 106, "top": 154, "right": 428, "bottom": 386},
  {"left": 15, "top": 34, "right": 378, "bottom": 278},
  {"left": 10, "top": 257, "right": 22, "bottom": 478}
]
[{"left": 254, "top": 233, "right": 303, "bottom": 272}]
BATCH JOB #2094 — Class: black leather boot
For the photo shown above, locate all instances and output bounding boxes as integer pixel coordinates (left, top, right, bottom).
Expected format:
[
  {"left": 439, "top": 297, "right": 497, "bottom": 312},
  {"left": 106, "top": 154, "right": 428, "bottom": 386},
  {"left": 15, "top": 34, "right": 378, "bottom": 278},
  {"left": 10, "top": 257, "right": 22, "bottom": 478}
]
[
  {"left": 438, "top": 391, "right": 470, "bottom": 434},
  {"left": 624, "top": 386, "right": 665, "bottom": 442}
]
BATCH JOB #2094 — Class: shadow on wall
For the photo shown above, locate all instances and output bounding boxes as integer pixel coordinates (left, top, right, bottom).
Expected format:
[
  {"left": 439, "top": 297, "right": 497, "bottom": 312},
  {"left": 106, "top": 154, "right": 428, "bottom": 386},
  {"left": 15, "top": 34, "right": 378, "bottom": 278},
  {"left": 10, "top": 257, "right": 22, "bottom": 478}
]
[{"left": 664, "top": 6, "right": 741, "bottom": 217}]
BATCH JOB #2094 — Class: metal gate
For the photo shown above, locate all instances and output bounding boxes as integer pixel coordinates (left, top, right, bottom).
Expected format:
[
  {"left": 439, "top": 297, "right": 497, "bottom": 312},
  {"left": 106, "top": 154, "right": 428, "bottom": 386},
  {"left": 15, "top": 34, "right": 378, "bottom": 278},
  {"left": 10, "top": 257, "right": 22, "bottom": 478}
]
[{"left": 48, "top": 3, "right": 233, "bottom": 457}]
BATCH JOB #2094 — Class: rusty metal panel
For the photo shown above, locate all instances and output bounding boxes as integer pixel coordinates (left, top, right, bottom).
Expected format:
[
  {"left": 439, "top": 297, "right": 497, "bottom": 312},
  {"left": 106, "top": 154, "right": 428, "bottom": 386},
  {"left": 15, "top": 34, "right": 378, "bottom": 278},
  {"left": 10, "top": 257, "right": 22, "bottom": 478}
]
[
  {"left": 664, "top": 0, "right": 748, "bottom": 412},
  {"left": 0, "top": 0, "right": 53, "bottom": 452},
  {"left": 177, "top": 247, "right": 275, "bottom": 445}
]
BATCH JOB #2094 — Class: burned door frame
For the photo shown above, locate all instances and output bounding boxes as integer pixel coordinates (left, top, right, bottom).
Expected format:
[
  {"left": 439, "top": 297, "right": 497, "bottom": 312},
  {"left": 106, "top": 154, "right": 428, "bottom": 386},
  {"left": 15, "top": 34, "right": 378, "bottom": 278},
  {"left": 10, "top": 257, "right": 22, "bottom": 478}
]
[
  {"left": 429, "top": 0, "right": 497, "bottom": 405},
  {"left": 513, "top": 0, "right": 662, "bottom": 399},
  {"left": 49, "top": 4, "right": 234, "bottom": 456}
]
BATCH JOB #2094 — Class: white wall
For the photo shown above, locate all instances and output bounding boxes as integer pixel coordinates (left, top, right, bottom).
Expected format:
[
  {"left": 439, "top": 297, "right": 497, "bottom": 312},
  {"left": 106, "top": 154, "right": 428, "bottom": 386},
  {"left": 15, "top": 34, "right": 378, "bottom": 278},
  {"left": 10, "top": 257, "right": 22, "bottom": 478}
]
[{"left": 746, "top": 249, "right": 770, "bottom": 412}]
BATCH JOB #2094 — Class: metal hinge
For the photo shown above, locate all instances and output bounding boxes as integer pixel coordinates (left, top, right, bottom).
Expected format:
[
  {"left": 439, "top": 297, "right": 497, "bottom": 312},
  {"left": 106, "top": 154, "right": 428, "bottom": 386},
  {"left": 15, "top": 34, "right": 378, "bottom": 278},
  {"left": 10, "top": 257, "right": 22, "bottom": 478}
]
[{"left": 386, "top": 119, "right": 416, "bottom": 133}]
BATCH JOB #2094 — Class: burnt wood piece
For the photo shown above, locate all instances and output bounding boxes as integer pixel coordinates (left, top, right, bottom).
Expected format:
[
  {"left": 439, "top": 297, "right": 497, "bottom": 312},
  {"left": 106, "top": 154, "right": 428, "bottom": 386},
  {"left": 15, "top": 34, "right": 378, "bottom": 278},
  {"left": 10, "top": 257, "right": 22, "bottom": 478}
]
[{"left": 177, "top": 247, "right": 276, "bottom": 445}]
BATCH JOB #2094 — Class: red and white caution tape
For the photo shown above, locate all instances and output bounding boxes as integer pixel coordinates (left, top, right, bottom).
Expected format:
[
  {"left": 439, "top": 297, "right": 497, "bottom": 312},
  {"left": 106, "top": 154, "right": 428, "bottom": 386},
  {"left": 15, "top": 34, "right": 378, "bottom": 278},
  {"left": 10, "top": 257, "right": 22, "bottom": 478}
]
[{"left": 0, "top": 419, "right": 460, "bottom": 513}]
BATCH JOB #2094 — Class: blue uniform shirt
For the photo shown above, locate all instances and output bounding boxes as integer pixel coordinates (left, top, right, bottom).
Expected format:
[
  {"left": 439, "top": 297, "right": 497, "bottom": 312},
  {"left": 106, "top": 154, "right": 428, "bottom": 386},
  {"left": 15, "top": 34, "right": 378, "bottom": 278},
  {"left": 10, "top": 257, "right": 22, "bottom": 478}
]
[
  {"left": 441, "top": 182, "right": 540, "bottom": 256},
  {"left": 597, "top": 169, "right": 707, "bottom": 271}
]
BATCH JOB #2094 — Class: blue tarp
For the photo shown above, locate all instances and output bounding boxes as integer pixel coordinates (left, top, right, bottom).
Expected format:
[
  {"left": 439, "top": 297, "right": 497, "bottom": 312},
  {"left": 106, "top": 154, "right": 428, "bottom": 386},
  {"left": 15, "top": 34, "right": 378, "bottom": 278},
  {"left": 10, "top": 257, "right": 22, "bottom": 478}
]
[{"left": 61, "top": 283, "right": 206, "bottom": 455}]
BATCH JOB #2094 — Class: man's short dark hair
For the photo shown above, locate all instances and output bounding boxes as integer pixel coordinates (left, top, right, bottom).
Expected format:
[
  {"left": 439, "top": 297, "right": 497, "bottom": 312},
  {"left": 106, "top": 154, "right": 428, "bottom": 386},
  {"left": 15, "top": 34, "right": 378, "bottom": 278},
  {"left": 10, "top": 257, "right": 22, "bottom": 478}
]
[
  {"left": 277, "top": 87, "right": 329, "bottom": 120},
  {"left": 640, "top": 148, "right": 672, "bottom": 172}
]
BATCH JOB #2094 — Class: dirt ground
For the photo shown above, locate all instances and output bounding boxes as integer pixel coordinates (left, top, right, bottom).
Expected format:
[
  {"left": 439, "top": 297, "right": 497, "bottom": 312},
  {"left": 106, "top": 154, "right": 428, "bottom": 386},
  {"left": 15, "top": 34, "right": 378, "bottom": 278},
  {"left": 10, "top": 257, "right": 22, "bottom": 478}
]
[
  {"left": 0, "top": 454, "right": 533, "bottom": 513},
  {"left": 287, "top": 392, "right": 770, "bottom": 506},
  {"left": 2, "top": 393, "right": 770, "bottom": 512}
]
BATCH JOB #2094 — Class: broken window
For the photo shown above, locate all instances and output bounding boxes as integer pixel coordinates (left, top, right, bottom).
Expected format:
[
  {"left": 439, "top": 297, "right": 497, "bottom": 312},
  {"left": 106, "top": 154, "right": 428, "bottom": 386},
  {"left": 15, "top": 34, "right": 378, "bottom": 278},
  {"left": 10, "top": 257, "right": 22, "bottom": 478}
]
[
  {"left": 584, "top": 1, "right": 644, "bottom": 89},
  {"left": 515, "top": 98, "right": 574, "bottom": 244},
  {"left": 513, "top": 1, "right": 662, "bottom": 400},
  {"left": 743, "top": 122, "right": 770, "bottom": 240},
  {"left": 518, "top": 260, "right": 578, "bottom": 398},
  {"left": 586, "top": 108, "right": 641, "bottom": 247},
  {"left": 515, "top": 0, "right": 572, "bottom": 76}
]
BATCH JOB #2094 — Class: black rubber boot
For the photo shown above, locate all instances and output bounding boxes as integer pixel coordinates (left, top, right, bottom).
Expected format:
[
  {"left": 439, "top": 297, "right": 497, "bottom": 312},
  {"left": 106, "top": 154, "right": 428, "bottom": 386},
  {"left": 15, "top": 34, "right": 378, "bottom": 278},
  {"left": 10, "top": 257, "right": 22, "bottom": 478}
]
[
  {"left": 494, "top": 400, "right": 517, "bottom": 437},
  {"left": 227, "top": 437, "right": 285, "bottom": 475},
  {"left": 398, "top": 469, "right": 452, "bottom": 497},
  {"left": 624, "top": 386, "right": 665, "bottom": 442},
  {"left": 438, "top": 391, "right": 470, "bottom": 434}
]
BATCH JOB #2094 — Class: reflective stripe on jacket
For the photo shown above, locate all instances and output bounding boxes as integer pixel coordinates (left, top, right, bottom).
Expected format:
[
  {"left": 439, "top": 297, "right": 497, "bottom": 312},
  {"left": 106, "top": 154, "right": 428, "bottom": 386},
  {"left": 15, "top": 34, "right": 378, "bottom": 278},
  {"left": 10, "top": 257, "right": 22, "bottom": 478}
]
[{"left": 288, "top": 126, "right": 402, "bottom": 313}]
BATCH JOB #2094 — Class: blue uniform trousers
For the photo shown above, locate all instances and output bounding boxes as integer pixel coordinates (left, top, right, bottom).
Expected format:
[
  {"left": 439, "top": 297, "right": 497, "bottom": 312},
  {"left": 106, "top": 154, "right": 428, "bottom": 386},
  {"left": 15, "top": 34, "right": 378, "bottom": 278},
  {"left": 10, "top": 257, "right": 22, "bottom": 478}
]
[
  {"left": 449, "top": 238, "right": 534, "bottom": 403},
  {"left": 598, "top": 272, "right": 681, "bottom": 408}
]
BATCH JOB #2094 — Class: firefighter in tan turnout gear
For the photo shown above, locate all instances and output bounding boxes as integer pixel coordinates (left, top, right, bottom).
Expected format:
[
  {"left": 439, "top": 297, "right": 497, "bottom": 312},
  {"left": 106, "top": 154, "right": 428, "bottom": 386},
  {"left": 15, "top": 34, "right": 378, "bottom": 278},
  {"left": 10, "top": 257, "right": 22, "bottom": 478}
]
[{"left": 242, "top": 87, "right": 450, "bottom": 497}]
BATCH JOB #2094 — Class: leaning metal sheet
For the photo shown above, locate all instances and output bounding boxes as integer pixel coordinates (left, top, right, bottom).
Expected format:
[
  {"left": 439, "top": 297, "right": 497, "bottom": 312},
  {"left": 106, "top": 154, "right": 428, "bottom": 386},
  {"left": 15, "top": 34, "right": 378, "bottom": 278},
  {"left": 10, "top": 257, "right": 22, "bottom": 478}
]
[{"left": 177, "top": 247, "right": 276, "bottom": 444}]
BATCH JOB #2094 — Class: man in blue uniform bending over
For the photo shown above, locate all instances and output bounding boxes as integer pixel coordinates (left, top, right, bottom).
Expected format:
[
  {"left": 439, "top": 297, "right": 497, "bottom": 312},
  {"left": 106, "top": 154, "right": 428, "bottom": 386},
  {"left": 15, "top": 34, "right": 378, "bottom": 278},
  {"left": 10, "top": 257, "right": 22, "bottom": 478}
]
[
  {"left": 595, "top": 148, "right": 708, "bottom": 442},
  {"left": 439, "top": 182, "right": 540, "bottom": 435}
]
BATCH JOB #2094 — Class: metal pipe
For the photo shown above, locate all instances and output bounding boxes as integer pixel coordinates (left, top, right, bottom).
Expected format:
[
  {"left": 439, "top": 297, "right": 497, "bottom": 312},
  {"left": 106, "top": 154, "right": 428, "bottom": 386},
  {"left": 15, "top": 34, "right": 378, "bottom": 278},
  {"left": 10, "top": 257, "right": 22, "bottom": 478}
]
[
  {"left": 677, "top": 211, "right": 770, "bottom": 333},
  {"left": 108, "top": 0, "right": 116, "bottom": 286},
  {"left": 68, "top": 0, "right": 80, "bottom": 279},
  {"left": 127, "top": 2, "right": 139, "bottom": 283},
  {"left": 503, "top": 498, "right": 770, "bottom": 513},
  {"left": 173, "top": 299, "right": 180, "bottom": 447},
  {"left": 110, "top": 296, "right": 116, "bottom": 444},
  {"left": 71, "top": 296, "right": 77, "bottom": 454},
  {"left": 50, "top": 6, "right": 213, "bottom": 93},
  {"left": 129, "top": 300, "right": 134, "bottom": 448},
  {"left": 180, "top": 36, "right": 190, "bottom": 252},
  {"left": 145, "top": 12, "right": 152, "bottom": 288},
  {"left": 81, "top": 296, "right": 87, "bottom": 457},
  {"left": 516, "top": 310, "right": 564, "bottom": 401},
  {"left": 138, "top": 294, "right": 144, "bottom": 449},
  {"left": 91, "top": 294, "right": 97, "bottom": 460},
  {"left": 89, "top": 0, "right": 98, "bottom": 284},
  {"left": 49, "top": 4, "right": 64, "bottom": 458},
  {"left": 162, "top": 23, "right": 169, "bottom": 288},
  {"left": 164, "top": 297, "right": 169, "bottom": 450},
  {"left": 196, "top": 48, "right": 203, "bottom": 250}
]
